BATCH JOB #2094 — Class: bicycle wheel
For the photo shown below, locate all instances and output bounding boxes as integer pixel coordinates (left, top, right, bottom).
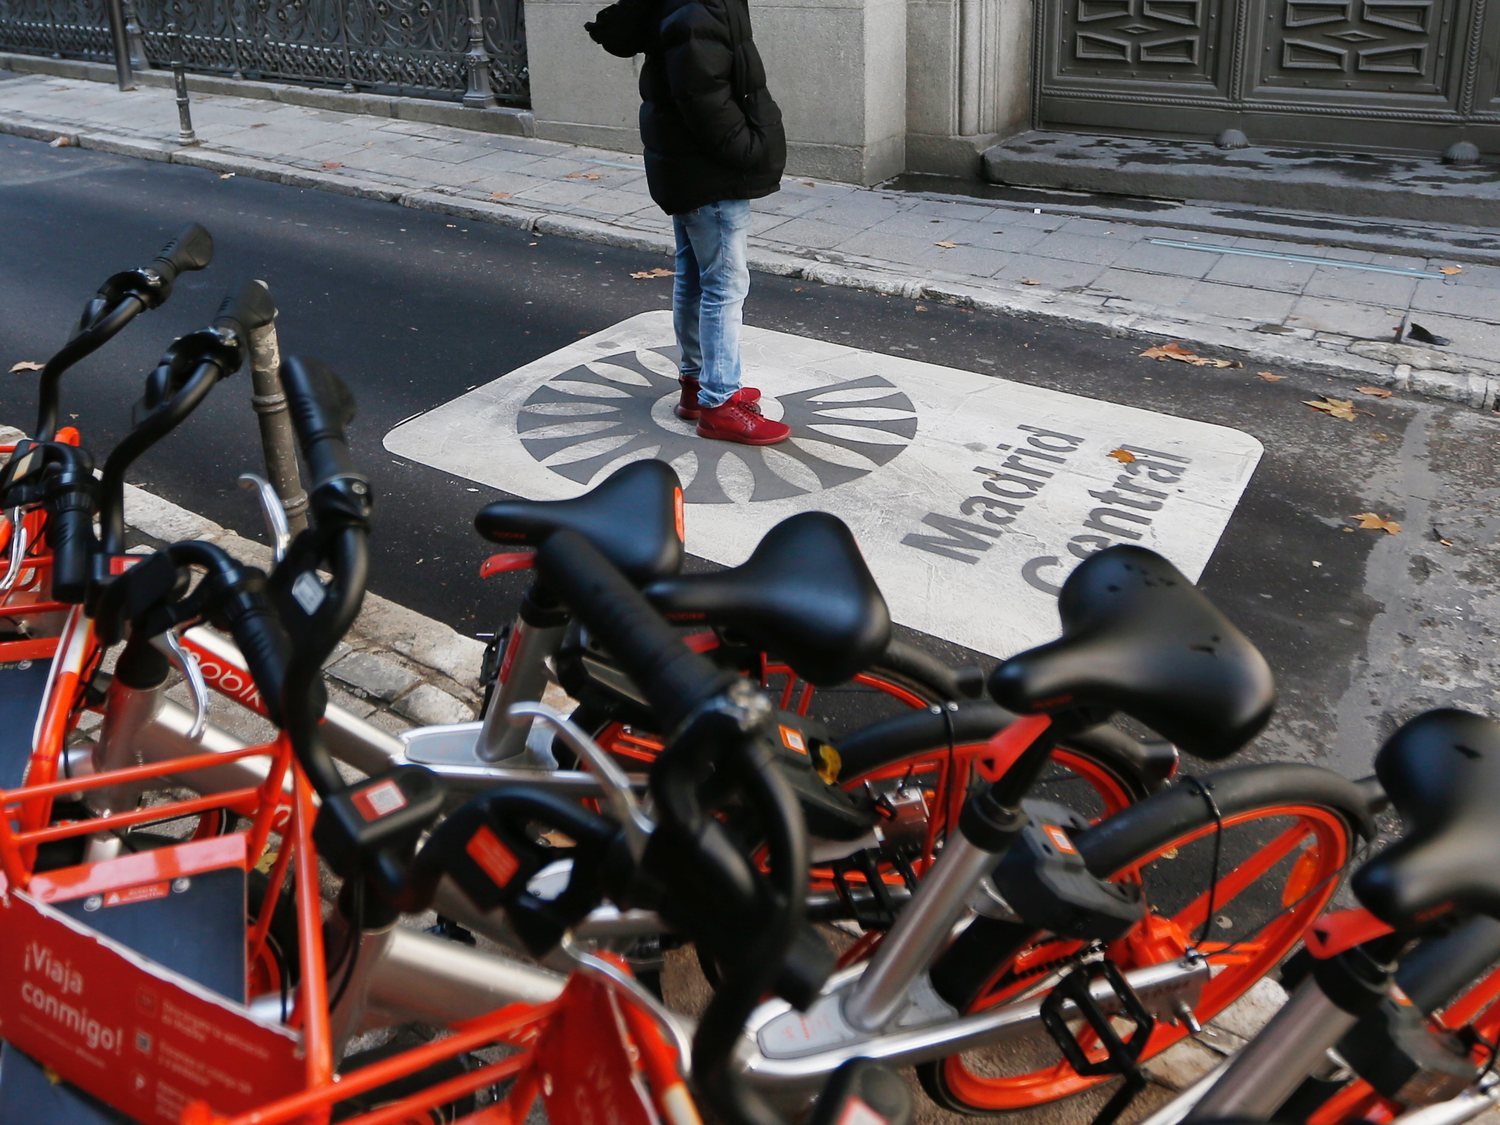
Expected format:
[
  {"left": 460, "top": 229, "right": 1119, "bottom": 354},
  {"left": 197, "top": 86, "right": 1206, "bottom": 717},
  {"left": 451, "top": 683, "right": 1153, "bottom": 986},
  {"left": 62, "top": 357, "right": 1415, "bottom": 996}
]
[{"left": 918, "top": 763, "right": 1373, "bottom": 1113}]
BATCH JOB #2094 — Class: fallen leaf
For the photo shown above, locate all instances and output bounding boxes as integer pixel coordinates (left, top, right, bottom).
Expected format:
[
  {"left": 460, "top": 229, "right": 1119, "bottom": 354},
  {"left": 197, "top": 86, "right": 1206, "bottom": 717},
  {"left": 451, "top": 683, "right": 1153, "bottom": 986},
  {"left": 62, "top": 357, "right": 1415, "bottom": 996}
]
[
  {"left": 1352, "top": 512, "right": 1402, "bottom": 535},
  {"left": 1108, "top": 449, "right": 1136, "bottom": 464},
  {"left": 219, "top": 172, "right": 236, "bottom": 179},
  {"left": 800, "top": 180, "right": 815, "bottom": 187},
  {"left": 793, "top": 287, "right": 804, "bottom": 293},
  {"left": 489, "top": 191, "right": 512, "bottom": 200},
  {"left": 49, "top": 135, "right": 72, "bottom": 148},
  {"left": 249, "top": 122, "right": 268, "bottom": 129},
  {"left": 914, "top": 304, "right": 929, "bottom": 312},
  {"left": 1304, "top": 397, "right": 1358, "bottom": 421},
  {"left": 629, "top": 267, "right": 673, "bottom": 279},
  {"left": 1257, "top": 371, "right": 1285, "bottom": 382},
  {"left": 9, "top": 361, "right": 43, "bottom": 374},
  {"left": 1355, "top": 386, "right": 1393, "bottom": 398},
  {"left": 564, "top": 171, "right": 602, "bottom": 181},
  {"left": 1140, "top": 341, "right": 1234, "bottom": 368},
  {"left": 1439, "top": 265, "right": 1463, "bottom": 276},
  {"left": 1020, "top": 279, "right": 1041, "bottom": 286},
  {"left": 935, "top": 240, "right": 958, "bottom": 249}
]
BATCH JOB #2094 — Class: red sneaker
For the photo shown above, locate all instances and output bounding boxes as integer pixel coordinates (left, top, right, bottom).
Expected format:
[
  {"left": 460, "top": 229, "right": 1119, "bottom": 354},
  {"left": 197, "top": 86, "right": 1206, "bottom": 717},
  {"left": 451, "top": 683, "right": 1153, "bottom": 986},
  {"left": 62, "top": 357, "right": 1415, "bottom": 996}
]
[
  {"left": 697, "top": 399, "right": 791, "bottom": 445},
  {"left": 674, "top": 376, "right": 762, "bottom": 420}
]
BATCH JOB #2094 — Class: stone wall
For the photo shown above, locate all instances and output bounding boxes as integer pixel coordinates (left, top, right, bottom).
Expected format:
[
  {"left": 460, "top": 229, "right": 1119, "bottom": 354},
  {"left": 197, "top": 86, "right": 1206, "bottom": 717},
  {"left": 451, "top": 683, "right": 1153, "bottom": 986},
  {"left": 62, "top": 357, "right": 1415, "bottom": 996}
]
[{"left": 526, "top": 0, "right": 1031, "bottom": 184}]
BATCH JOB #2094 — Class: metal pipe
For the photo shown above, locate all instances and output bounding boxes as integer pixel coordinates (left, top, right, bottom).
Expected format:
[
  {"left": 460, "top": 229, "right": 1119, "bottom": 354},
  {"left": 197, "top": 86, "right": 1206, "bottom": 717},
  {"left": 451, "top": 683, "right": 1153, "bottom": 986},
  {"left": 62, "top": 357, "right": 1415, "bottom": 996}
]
[
  {"left": 841, "top": 832, "right": 999, "bottom": 1031},
  {"left": 1185, "top": 981, "right": 1359, "bottom": 1120},
  {"left": 106, "top": 0, "right": 134, "bottom": 90},
  {"left": 744, "top": 958, "right": 1211, "bottom": 1090},
  {"left": 245, "top": 295, "right": 309, "bottom": 536}
]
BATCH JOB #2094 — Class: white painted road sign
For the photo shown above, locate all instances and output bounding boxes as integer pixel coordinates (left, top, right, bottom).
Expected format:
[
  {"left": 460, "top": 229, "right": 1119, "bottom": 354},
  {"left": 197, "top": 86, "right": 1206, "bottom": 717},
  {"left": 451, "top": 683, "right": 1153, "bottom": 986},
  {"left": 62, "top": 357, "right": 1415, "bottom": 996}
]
[{"left": 385, "top": 312, "right": 1263, "bottom": 658}]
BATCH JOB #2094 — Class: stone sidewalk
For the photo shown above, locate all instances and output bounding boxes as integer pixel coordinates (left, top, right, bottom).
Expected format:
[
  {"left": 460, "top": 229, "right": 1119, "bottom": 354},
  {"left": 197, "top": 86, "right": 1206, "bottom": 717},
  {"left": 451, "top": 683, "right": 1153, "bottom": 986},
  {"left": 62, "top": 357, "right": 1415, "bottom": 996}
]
[{"left": 1, "top": 61, "right": 1498, "bottom": 412}]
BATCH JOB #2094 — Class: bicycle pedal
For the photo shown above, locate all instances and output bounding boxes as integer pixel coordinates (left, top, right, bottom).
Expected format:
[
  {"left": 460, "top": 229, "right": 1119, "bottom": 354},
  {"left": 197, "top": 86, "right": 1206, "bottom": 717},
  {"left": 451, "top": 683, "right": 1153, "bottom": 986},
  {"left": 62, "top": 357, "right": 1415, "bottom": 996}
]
[{"left": 1039, "top": 959, "right": 1156, "bottom": 1079}]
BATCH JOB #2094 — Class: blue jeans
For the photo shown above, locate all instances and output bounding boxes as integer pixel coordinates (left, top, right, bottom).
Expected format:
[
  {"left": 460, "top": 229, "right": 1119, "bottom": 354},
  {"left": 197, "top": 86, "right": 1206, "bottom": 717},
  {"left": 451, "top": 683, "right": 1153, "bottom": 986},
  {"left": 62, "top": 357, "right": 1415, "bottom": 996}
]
[{"left": 672, "top": 199, "right": 751, "bottom": 410}]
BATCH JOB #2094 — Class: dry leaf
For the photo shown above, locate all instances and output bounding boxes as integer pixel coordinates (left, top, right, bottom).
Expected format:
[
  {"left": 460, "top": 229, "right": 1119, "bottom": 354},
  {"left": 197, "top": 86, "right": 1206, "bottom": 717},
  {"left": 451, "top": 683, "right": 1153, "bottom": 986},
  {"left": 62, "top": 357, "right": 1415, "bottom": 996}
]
[
  {"left": 1021, "top": 279, "right": 1041, "bottom": 286},
  {"left": 219, "top": 172, "right": 236, "bottom": 179},
  {"left": 489, "top": 191, "right": 511, "bottom": 200},
  {"left": 1257, "top": 371, "right": 1285, "bottom": 382},
  {"left": 1108, "top": 449, "right": 1136, "bottom": 464},
  {"left": 564, "top": 171, "right": 602, "bottom": 181},
  {"left": 1355, "top": 386, "right": 1393, "bottom": 398},
  {"left": 1352, "top": 512, "right": 1402, "bottom": 535},
  {"left": 800, "top": 180, "right": 815, "bottom": 187},
  {"left": 49, "top": 135, "right": 72, "bottom": 148},
  {"left": 914, "top": 305, "right": 929, "bottom": 313},
  {"left": 1140, "top": 341, "right": 1234, "bottom": 368},
  {"left": 793, "top": 287, "right": 804, "bottom": 293},
  {"left": 1439, "top": 265, "right": 1463, "bottom": 276},
  {"left": 935, "top": 240, "right": 958, "bottom": 249},
  {"left": 9, "top": 361, "right": 44, "bottom": 374},
  {"left": 320, "top": 161, "right": 342, "bottom": 170},
  {"left": 629, "top": 267, "right": 673, "bottom": 279},
  {"left": 1304, "top": 397, "right": 1357, "bottom": 421}
]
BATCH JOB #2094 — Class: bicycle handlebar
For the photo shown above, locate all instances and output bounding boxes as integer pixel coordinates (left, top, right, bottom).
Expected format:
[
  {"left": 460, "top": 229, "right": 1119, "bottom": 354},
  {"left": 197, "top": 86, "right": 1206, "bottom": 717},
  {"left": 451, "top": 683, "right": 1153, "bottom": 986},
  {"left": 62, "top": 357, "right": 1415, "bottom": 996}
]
[
  {"left": 534, "top": 531, "right": 738, "bottom": 734},
  {"left": 96, "top": 281, "right": 271, "bottom": 556},
  {"left": 532, "top": 529, "right": 812, "bottom": 1125},
  {"left": 35, "top": 224, "right": 215, "bottom": 441}
]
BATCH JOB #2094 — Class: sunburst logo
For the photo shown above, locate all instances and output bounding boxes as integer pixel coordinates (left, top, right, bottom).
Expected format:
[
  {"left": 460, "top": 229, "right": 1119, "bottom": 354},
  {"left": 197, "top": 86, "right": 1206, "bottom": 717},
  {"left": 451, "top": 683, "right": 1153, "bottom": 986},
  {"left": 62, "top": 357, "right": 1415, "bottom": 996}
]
[{"left": 516, "top": 347, "right": 918, "bottom": 503}]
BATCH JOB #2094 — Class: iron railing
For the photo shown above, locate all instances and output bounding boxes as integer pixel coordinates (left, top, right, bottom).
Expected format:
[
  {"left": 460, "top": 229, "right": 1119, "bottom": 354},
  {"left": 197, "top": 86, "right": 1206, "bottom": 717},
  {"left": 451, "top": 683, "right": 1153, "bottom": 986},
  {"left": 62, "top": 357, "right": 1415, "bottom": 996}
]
[{"left": 0, "top": 0, "right": 529, "bottom": 106}]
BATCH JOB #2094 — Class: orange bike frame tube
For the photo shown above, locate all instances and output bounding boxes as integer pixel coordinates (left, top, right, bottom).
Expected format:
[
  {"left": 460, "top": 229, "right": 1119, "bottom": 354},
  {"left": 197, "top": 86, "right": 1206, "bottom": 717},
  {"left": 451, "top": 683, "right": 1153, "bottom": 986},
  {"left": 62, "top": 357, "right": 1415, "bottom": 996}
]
[
  {"left": 290, "top": 768, "right": 334, "bottom": 1107},
  {"left": 210, "top": 1002, "right": 551, "bottom": 1124},
  {"left": 23, "top": 605, "right": 95, "bottom": 833}
]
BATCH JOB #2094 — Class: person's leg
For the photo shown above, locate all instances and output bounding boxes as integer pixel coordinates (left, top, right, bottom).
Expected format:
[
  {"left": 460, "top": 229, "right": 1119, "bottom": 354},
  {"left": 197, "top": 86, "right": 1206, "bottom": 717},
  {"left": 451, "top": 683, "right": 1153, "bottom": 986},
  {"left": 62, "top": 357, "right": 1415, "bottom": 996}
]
[
  {"left": 691, "top": 199, "right": 751, "bottom": 409},
  {"left": 671, "top": 212, "right": 702, "bottom": 383},
  {"left": 688, "top": 200, "right": 788, "bottom": 445}
]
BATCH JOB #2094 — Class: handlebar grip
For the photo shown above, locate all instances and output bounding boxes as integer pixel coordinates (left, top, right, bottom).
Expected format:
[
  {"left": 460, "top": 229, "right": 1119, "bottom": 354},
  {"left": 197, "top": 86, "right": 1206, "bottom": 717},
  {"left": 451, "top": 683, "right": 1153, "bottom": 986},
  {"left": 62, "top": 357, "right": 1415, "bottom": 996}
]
[
  {"left": 47, "top": 488, "right": 97, "bottom": 604},
  {"left": 151, "top": 223, "right": 214, "bottom": 286},
  {"left": 279, "top": 357, "right": 370, "bottom": 525},
  {"left": 223, "top": 593, "right": 290, "bottom": 725},
  {"left": 213, "top": 279, "right": 277, "bottom": 341},
  {"left": 535, "top": 530, "right": 734, "bottom": 733}
]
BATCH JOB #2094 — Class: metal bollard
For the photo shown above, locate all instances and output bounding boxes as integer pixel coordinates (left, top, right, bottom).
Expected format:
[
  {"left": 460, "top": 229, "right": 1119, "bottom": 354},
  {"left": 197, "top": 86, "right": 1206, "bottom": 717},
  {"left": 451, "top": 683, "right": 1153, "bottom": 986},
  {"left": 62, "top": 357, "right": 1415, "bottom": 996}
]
[
  {"left": 168, "top": 21, "right": 198, "bottom": 146},
  {"left": 245, "top": 285, "right": 310, "bottom": 536}
]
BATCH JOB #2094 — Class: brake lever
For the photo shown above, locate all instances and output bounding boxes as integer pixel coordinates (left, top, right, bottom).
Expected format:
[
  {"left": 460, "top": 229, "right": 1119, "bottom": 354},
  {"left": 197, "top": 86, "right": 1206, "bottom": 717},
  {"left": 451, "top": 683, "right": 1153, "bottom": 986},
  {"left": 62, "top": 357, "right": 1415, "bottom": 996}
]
[
  {"left": 0, "top": 508, "right": 28, "bottom": 598},
  {"left": 506, "top": 702, "right": 653, "bottom": 862},
  {"left": 157, "top": 629, "right": 209, "bottom": 741},
  {"left": 238, "top": 473, "right": 292, "bottom": 564}
]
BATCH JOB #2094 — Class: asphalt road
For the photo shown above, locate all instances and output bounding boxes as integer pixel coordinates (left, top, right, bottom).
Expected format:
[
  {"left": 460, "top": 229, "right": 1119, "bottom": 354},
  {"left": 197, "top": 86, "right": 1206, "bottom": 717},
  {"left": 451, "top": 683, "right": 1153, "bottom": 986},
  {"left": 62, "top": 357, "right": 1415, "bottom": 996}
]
[{"left": 1, "top": 132, "right": 1496, "bottom": 781}]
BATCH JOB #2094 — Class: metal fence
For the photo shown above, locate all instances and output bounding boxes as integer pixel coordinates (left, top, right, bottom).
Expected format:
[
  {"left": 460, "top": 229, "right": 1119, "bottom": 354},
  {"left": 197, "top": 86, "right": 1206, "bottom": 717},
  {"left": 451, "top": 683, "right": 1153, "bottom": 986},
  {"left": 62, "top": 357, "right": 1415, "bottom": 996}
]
[{"left": 0, "top": 0, "right": 529, "bottom": 106}]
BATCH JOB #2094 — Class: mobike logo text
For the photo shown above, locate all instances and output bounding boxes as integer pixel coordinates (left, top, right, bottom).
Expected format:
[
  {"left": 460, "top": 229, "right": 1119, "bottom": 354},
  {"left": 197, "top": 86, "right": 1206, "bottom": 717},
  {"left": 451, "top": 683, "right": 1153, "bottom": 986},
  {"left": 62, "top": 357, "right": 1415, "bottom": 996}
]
[
  {"left": 184, "top": 641, "right": 265, "bottom": 713},
  {"left": 21, "top": 942, "right": 123, "bottom": 1054}
]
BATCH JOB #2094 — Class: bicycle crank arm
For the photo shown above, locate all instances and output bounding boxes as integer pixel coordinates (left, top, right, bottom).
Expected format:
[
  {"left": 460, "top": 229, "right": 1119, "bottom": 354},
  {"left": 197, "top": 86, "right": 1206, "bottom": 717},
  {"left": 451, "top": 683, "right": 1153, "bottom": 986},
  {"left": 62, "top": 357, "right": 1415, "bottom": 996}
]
[{"left": 739, "top": 956, "right": 1211, "bottom": 1092}]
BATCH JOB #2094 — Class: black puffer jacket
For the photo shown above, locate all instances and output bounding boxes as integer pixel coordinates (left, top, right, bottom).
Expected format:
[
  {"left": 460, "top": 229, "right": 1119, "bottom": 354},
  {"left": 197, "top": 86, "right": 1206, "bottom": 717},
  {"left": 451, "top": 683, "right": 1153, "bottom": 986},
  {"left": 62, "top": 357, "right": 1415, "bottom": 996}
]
[{"left": 587, "top": 0, "right": 786, "bottom": 215}]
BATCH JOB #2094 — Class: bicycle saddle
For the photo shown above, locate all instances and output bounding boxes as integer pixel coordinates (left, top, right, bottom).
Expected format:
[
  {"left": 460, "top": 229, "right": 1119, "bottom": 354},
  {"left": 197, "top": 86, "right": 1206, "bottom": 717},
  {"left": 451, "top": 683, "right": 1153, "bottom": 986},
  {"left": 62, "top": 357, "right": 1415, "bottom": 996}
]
[
  {"left": 643, "top": 512, "right": 891, "bottom": 685},
  {"left": 1353, "top": 709, "right": 1500, "bottom": 931},
  {"left": 987, "top": 546, "right": 1274, "bottom": 759},
  {"left": 475, "top": 459, "right": 684, "bottom": 585}
]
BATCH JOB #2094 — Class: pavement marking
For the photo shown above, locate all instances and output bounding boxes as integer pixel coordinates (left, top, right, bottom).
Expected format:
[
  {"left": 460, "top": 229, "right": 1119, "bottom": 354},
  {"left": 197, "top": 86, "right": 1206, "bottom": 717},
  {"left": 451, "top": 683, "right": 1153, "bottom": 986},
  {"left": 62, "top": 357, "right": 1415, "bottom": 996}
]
[{"left": 384, "top": 311, "right": 1263, "bottom": 657}]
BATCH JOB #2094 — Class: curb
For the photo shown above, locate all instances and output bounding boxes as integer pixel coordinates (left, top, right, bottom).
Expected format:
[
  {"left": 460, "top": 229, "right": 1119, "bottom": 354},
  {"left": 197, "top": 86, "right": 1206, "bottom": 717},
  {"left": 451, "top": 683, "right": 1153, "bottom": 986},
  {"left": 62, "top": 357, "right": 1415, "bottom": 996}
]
[{"left": 2, "top": 110, "right": 1496, "bottom": 414}]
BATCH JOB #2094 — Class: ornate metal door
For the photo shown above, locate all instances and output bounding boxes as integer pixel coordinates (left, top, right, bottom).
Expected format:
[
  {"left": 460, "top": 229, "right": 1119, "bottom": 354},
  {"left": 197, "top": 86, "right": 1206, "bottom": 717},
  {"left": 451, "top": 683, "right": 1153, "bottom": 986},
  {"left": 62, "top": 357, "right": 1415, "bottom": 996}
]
[{"left": 1034, "top": 0, "right": 1500, "bottom": 156}]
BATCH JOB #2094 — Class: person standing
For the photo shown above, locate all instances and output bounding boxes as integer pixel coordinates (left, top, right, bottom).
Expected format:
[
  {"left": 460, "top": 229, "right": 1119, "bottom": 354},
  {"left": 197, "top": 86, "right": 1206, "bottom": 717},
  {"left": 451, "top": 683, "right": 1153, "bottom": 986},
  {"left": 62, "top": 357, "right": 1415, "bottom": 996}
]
[{"left": 587, "top": 0, "right": 791, "bottom": 445}]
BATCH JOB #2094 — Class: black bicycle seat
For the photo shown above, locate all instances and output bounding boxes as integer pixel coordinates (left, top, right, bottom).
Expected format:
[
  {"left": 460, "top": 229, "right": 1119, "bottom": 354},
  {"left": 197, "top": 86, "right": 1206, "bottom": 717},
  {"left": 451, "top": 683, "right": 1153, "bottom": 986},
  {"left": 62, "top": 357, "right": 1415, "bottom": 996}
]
[
  {"left": 474, "top": 459, "right": 684, "bottom": 585},
  {"left": 1353, "top": 709, "right": 1500, "bottom": 931},
  {"left": 643, "top": 512, "right": 891, "bottom": 685},
  {"left": 987, "top": 546, "right": 1274, "bottom": 759}
]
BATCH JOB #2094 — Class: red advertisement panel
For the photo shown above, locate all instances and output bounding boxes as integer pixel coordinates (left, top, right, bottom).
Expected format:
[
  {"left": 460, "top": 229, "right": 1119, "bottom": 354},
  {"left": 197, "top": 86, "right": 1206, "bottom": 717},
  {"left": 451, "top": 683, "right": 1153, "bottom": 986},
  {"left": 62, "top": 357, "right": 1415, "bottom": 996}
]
[{"left": 0, "top": 890, "right": 304, "bottom": 1123}]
